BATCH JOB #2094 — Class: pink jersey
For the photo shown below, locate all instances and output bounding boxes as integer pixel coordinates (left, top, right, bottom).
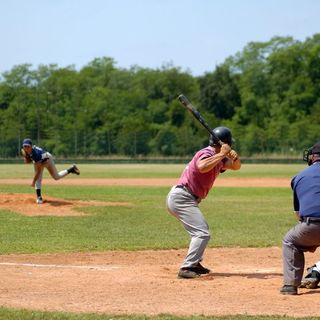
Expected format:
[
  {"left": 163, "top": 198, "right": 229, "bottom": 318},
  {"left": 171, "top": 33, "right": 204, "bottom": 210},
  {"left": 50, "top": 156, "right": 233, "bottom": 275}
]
[{"left": 177, "top": 146, "right": 225, "bottom": 199}]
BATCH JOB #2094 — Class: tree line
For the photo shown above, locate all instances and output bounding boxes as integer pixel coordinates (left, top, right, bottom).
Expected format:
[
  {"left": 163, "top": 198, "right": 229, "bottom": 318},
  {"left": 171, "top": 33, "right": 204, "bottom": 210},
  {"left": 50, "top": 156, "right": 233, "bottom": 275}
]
[{"left": 0, "top": 34, "right": 319, "bottom": 158}]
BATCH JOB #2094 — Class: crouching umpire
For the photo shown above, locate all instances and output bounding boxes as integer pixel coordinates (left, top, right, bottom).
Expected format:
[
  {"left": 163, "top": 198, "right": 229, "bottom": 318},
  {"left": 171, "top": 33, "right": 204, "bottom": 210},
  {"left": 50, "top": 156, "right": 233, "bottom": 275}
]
[{"left": 281, "top": 141, "right": 320, "bottom": 295}]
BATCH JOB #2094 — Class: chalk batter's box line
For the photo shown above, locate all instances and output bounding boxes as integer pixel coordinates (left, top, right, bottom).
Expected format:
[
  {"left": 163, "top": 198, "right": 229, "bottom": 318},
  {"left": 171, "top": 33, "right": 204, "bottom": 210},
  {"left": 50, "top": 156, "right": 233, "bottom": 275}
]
[{"left": 0, "top": 262, "right": 120, "bottom": 271}]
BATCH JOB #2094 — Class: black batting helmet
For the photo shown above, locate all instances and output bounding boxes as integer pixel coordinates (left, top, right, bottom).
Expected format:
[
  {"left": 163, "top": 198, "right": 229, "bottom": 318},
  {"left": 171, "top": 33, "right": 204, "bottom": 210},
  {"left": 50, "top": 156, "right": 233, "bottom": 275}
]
[{"left": 209, "top": 126, "right": 234, "bottom": 146}]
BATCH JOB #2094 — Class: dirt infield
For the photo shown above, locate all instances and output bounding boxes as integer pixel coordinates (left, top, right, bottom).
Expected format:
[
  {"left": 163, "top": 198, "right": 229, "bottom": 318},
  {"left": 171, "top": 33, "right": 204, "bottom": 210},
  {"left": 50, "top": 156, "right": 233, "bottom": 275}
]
[
  {"left": 1, "top": 177, "right": 319, "bottom": 317},
  {"left": 0, "top": 248, "right": 319, "bottom": 317},
  {"left": 0, "top": 177, "right": 291, "bottom": 187}
]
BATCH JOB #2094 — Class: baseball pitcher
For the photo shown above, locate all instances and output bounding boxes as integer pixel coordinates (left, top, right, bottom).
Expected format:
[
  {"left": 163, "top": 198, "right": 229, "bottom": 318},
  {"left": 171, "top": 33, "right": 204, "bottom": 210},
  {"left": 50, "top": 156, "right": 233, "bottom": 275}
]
[{"left": 21, "top": 138, "right": 80, "bottom": 204}]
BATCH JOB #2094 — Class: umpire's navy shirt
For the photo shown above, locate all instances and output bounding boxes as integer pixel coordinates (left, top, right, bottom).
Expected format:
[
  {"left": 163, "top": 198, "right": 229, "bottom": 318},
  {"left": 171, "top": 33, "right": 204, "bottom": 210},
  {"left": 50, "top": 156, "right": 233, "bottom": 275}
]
[
  {"left": 291, "top": 161, "right": 320, "bottom": 217},
  {"left": 30, "top": 146, "right": 48, "bottom": 163}
]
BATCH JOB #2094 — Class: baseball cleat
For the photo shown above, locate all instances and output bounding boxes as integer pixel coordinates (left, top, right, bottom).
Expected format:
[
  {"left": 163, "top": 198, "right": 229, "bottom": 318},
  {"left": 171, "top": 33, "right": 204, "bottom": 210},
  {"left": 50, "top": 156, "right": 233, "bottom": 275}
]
[
  {"left": 36, "top": 197, "right": 43, "bottom": 204},
  {"left": 300, "top": 277, "right": 320, "bottom": 289},
  {"left": 191, "top": 262, "right": 211, "bottom": 274},
  {"left": 177, "top": 268, "right": 200, "bottom": 279},
  {"left": 280, "top": 285, "right": 297, "bottom": 295},
  {"left": 69, "top": 164, "right": 80, "bottom": 175},
  {"left": 300, "top": 269, "right": 320, "bottom": 289}
]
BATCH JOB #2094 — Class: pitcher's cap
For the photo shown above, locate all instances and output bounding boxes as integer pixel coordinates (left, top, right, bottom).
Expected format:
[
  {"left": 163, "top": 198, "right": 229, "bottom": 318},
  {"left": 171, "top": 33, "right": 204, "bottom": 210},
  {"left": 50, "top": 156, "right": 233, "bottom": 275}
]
[{"left": 22, "top": 138, "right": 32, "bottom": 147}]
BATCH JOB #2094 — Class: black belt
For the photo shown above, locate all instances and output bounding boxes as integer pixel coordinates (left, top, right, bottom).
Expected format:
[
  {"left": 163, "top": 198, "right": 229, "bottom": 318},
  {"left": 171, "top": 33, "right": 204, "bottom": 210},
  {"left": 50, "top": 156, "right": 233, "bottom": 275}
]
[
  {"left": 175, "top": 185, "right": 200, "bottom": 201},
  {"left": 300, "top": 217, "right": 320, "bottom": 224}
]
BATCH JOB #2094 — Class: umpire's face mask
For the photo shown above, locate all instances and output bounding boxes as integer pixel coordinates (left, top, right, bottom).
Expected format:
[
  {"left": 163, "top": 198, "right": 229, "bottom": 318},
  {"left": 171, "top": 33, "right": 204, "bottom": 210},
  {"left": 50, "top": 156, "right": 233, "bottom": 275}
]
[
  {"left": 303, "top": 148, "right": 311, "bottom": 165},
  {"left": 303, "top": 148, "right": 320, "bottom": 166}
]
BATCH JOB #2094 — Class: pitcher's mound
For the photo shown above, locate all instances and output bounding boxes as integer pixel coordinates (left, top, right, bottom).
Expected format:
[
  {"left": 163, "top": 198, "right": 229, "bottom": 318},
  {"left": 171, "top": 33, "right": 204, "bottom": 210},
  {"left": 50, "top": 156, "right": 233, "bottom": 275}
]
[{"left": 0, "top": 193, "right": 131, "bottom": 216}]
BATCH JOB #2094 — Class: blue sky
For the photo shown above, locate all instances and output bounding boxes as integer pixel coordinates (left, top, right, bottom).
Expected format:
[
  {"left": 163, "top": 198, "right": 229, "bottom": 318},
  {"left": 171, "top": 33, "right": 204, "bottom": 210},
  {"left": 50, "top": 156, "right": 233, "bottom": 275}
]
[{"left": 1, "top": 0, "right": 319, "bottom": 76}]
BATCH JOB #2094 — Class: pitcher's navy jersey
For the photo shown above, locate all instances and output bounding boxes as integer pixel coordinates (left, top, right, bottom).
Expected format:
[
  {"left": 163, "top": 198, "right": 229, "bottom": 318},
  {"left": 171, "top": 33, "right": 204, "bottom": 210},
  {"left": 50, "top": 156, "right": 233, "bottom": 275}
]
[{"left": 30, "top": 146, "right": 48, "bottom": 163}]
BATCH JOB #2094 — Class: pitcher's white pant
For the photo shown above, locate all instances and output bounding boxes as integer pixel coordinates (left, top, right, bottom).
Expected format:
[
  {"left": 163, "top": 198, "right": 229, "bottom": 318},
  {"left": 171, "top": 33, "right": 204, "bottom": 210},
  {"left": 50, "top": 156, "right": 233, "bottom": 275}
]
[
  {"left": 34, "top": 153, "right": 69, "bottom": 189},
  {"left": 166, "top": 186, "right": 210, "bottom": 268}
]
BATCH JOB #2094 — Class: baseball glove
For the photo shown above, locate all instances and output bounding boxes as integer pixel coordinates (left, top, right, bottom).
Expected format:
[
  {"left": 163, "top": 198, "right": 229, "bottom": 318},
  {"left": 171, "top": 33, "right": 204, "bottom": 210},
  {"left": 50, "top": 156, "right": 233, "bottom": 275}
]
[{"left": 21, "top": 148, "right": 32, "bottom": 163}]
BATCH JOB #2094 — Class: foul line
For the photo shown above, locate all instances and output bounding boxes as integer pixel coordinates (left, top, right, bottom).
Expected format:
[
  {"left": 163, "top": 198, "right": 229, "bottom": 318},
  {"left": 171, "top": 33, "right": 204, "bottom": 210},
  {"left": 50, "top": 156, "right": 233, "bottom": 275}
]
[{"left": 0, "top": 262, "right": 120, "bottom": 271}]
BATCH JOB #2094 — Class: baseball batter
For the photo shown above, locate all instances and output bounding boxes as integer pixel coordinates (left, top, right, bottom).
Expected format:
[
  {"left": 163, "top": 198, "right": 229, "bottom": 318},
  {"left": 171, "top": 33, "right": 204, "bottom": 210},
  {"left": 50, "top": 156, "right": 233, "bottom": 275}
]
[
  {"left": 280, "top": 141, "right": 320, "bottom": 295},
  {"left": 166, "top": 127, "right": 241, "bottom": 279},
  {"left": 21, "top": 138, "right": 80, "bottom": 204}
]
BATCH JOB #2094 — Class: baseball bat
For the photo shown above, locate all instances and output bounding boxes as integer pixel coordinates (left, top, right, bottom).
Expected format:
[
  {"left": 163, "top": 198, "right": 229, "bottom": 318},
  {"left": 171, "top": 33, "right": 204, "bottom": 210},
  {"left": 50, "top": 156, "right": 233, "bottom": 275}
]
[{"left": 178, "top": 94, "right": 223, "bottom": 146}]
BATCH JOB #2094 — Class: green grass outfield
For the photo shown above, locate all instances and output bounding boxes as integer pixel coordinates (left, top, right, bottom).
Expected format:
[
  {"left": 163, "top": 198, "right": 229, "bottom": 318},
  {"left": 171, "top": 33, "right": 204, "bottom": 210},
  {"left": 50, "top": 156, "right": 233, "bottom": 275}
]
[
  {"left": 0, "top": 163, "right": 300, "bottom": 253},
  {"left": 0, "top": 164, "right": 310, "bottom": 320}
]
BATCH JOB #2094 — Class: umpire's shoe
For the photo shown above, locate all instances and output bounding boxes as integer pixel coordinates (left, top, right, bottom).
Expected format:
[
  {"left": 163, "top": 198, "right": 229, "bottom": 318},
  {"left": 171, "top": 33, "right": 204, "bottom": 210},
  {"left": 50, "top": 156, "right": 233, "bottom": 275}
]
[
  {"left": 280, "top": 285, "right": 297, "bottom": 295},
  {"left": 300, "top": 267, "right": 320, "bottom": 289},
  {"left": 68, "top": 164, "right": 80, "bottom": 175}
]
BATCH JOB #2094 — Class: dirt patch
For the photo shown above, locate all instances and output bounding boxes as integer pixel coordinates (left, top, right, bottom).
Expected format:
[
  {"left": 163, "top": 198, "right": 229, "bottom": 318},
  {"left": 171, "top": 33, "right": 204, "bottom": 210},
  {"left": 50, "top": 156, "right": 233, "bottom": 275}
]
[
  {"left": 0, "top": 193, "right": 131, "bottom": 216},
  {"left": 0, "top": 248, "right": 319, "bottom": 317},
  {"left": 0, "top": 177, "right": 291, "bottom": 187}
]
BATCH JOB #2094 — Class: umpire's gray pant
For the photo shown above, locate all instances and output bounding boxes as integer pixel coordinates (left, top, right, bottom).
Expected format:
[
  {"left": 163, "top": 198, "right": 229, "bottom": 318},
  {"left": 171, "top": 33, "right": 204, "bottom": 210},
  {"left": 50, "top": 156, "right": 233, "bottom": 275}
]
[
  {"left": 166, "top": 186, "right": 210, "bottom": 268},
  {"left": 282, "top": 220, "right": 320, "bottom": 286}
]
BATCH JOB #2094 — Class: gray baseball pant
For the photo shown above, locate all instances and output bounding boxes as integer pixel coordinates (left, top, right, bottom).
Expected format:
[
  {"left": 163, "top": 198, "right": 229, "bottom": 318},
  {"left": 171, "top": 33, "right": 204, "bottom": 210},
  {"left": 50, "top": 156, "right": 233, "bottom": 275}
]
[
  {"left": 34, "top": 153, "right": 69, "bottom": 189},
  {"left": 282, "top": 220, "right": 320, "bottom": 286},
  {"left": 166, "top": 186, "right": 210, "bottom": 268}
]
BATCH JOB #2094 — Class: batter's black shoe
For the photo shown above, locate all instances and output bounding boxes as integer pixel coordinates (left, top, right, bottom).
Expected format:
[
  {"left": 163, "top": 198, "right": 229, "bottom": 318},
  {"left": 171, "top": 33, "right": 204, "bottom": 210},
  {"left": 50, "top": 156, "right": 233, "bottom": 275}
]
[
  {"left": 280, "top": 285, "right": 297, "bottom": 295},
  {"left": 190, "top": 263, "right": 211, "bottom": 274},
  {"left": 300, "top": 268, "right": 320, "bottom": 289},
  {"left": 178, "top": 268, "right": 200, "bottom": 279},
  {"left": 68, "top": 164, "right": 80, "bottom": 175}
]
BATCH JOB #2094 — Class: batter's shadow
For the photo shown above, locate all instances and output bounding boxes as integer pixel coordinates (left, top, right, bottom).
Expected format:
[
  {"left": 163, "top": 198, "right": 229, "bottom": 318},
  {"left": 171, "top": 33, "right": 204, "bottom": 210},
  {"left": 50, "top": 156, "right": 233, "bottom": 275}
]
[{"left": 198, "top": 272, "right": 282, "bottom": 280}]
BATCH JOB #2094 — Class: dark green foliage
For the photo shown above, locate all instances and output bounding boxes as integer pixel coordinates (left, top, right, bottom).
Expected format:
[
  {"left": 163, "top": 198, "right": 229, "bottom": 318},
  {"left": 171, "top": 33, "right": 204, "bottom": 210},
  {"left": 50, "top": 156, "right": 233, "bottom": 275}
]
[
  {"left": 198, "top": 64, "right": 240, "bottom": 119},
  {"left": 1, "top": 34, "right": 320, "bottom": 157}
]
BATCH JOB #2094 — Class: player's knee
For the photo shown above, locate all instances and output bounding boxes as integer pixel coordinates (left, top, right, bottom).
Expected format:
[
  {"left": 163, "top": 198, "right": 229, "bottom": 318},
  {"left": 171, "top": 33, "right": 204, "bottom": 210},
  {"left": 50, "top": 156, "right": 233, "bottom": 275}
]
[
  {"left": 282, "top": 231, "right": 296, "bottom": 247},
  {"left": 200, "top": 231, "right": 211, "bottom": 242},
  {"left": 282, "top": 237, "right": 299, "bottom": 253}
]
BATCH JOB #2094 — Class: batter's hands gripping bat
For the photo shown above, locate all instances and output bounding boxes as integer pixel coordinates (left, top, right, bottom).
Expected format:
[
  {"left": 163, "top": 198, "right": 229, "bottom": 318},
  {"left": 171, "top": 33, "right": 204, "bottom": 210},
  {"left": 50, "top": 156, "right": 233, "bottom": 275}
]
[{"left": 178, "top": 94, "right": 223, "bottom": 146}]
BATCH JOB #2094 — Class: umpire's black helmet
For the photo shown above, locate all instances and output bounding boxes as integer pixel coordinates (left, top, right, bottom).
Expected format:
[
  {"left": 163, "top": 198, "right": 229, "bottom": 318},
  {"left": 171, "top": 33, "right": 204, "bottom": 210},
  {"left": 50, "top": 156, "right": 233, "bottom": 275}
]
[
  {"left": 303, "top": 141, "right": 320, "bottom": 165},
  {"left": 209, "top": 126, "right": 234, "bottom": 146}
]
